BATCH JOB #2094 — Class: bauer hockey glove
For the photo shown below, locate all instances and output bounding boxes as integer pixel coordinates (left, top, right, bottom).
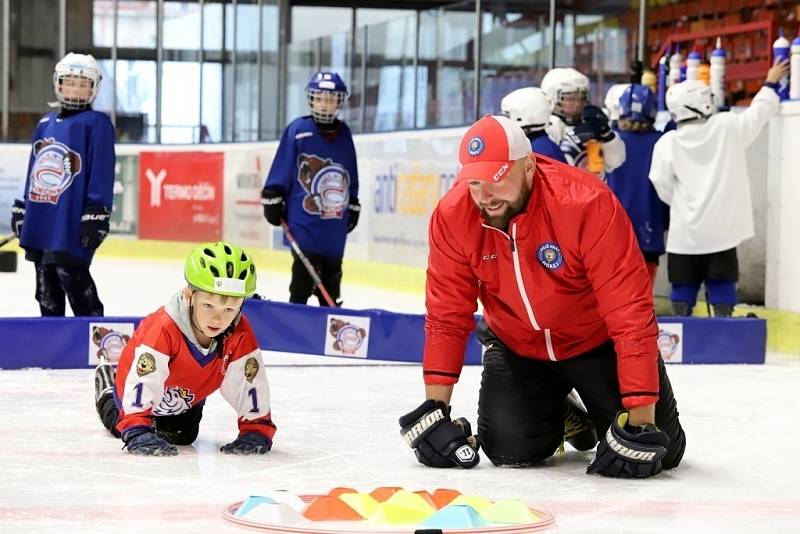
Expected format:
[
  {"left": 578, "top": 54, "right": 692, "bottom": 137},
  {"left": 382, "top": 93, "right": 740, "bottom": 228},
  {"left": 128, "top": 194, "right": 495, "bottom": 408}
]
[
  {"left": 572, "top": 105, "right": 615, "bottom": 144},
  {"left": 220, "top": 432, "right": 272, "bottom": 455},
  {"left": 10, "top": 199, "right": 24, "bottom": 238},
  {"left": 80, "top": 205, "right": 111, "bottom": 249},
  {"left": 261, "top": 187, "right": 285, "bottom": 227},
  {"left": 347, "top": 197, "right": 360, "bottom": 233},
  {"left": 122, "top": 428, "right": 178, "bottom": 456},
  {"left": 587, "top": 410, "right": 669, "bottom": 478},
  {"left": 399, "top": 399, "right": 480, "bottom": 469}
]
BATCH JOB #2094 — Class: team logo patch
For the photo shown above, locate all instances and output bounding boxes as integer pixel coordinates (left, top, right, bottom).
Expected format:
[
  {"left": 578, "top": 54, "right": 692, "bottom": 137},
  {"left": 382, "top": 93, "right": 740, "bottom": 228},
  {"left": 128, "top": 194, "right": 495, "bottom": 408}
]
[
  {"left": 467, "top": 136, "right": 485, "bottom": 157},
  {"left": 28, "top": 138, "right": 83, "bottom": 204},
  {"left": 89, "top": 323, "right": 134, "bottom": 365},
  {"left": 244, "top": 357, "right": 259, "bottom": 383},
  {"left": 657, "top": 329, "right": 680, "bottom": 360},
  {"left": 153, "top": 387, "right": 195, "bottom": 416},
  {"left": 329, "top": 318, "right": 367, "bottom": 355},
  {"left": 136, "top": 352, "right": 157, "bottom": 377},
  {"left": 297, "top": 153, "right": 350, "bottom": 219},
  {"left": 537, "top": 242, "right": 564, "bottom": 269}
]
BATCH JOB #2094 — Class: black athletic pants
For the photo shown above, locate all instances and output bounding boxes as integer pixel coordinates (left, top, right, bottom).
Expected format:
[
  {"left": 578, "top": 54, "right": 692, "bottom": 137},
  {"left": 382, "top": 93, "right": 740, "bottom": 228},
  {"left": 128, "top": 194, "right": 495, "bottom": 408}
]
[
  {"left": 34, "top": 261, "right": 104, "bottom": 316},
  {"left": 289, "top": 250, "right": 342, "bottom": 306},
  {"left": 476, "top": 320, "right": 686, "bottom": 468},
  {"left": 99, "top": 396, "right": 205, "bottom": 446}
]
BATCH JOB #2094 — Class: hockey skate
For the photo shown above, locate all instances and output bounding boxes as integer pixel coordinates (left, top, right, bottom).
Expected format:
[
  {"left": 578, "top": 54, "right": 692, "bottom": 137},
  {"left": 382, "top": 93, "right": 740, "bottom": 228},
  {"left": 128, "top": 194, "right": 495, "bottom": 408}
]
[
  {"left": 94, "top": 351, "right": 115, "bottom": 413},
  {"left": 563, "top": 392, "right": 597, "bottom": 451}
]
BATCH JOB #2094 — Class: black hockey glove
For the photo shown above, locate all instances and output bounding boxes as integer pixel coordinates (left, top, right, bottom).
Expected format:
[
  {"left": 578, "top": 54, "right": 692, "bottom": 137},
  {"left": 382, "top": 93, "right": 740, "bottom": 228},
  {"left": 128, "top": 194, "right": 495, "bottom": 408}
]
[
  {"left": 220, "top": 432, "right": 272, "bottom": 455},
  {"left": 261, "top": 187, "right": 285, "bottom": 227},
  {"left": 80, "top": 205, "right": 111, "bottom": 249},
  {"left": 11, "top": 199, "right": 24, "bottom": 238},
  {"left": 122, "top": 428, "right": 178, "bottom": 456},
  {"left": 573, "top": 105, "right": 615, "bottom": 144},
  {"left": 399, "top": 399, "right": 480, "bottom": 469},
  {"left": 347, "top": 197, "right": 360, "bottom": 233},
  {"left": 587, "top": 410, "right": 669, "bottom": 478}
]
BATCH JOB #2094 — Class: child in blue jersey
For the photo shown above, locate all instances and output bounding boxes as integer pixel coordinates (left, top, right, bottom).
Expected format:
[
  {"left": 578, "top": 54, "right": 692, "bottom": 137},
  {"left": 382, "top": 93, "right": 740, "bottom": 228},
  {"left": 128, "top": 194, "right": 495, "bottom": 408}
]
[
  {"left": 10, "top": 53, "right": 115, "bottom": 316},
  {"left": 605, "top": 84, "right": 667, "bottom": 294},
  {"left": 500, "top": 87, "right": 567, "bottom": 163},
  {"left": 260, "top": 71, "right": 359, "bottom": 306}
]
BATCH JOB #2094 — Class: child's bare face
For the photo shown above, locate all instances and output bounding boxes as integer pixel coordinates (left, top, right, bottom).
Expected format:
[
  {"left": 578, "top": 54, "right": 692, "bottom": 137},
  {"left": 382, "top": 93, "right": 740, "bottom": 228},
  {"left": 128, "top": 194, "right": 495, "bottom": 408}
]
[
  {"left": 189, "top": 291, "right": 244, "bottom": 339},
  {"left": 59, "top": 75, "right": 93, "bottom": 101}
]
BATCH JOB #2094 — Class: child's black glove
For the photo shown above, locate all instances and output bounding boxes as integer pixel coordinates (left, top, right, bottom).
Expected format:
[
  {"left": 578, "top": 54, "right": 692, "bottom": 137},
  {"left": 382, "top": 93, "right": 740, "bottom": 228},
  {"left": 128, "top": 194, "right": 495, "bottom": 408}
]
[{"left": 80, "top": 205, "right": 111, "bottom": 249}]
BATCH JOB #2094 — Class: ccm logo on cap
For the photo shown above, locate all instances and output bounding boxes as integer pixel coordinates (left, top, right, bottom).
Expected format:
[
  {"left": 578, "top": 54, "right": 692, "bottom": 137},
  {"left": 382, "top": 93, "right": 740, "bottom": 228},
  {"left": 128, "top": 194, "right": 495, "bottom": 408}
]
[{"left": 492, "top": 162, "right": 509, "bottom": 182}]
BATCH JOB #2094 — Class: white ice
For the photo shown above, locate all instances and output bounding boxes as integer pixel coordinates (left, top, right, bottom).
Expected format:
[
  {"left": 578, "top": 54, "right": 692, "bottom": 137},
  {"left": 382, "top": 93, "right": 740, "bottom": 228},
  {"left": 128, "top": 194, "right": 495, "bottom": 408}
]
[{"left": 1, "top": 256, "right": 799, "bottom": 533}]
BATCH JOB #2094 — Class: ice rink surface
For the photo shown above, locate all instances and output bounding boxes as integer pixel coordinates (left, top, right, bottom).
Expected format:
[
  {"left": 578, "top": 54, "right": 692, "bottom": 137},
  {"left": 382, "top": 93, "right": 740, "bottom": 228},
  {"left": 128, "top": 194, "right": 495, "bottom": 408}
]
[{"left": 1, "top": 256, "right": 799, "bottom": 533}]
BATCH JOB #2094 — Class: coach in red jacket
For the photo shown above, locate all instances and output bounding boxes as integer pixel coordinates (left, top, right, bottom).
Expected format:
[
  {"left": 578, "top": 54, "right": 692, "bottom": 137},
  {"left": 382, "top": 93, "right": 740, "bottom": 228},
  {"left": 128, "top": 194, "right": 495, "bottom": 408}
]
[{"left": 399, "top": 115, "right": 685, "bottom": 478}]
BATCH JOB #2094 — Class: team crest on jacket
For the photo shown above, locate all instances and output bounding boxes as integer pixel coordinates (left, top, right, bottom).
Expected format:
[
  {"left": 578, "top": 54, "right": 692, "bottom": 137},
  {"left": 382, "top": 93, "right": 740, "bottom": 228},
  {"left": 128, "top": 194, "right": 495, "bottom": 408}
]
[
  {"left": 329, "top": 318, "right": 367, "bottom": 355},
  {"left": 297, "top": 153, "right": 350, "bottom": 219},
  {"left": 244, "top": 357, "right": 259, "bottom": 383},
  {"left": 153, "top": 387, "right": 195, "bottom": 416},
  {"left": 537, "top": 242, "right": 564, "bottom": 269},
  {"left": 28, "top": 137, "right": 82, "bottom": 204},
  {"left": 467, "top": 136, "right": 485, "bottom": 157},
  {"left": 136, "top": 352, "right": 157, "bottom": 377}
]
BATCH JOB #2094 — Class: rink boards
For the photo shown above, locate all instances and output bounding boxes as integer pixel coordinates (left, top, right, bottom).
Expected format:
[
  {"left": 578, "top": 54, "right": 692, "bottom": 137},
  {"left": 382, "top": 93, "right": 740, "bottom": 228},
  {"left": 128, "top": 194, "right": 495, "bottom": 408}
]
[{"left": 0, "top": 299, "right": 765, "bottom": 369}]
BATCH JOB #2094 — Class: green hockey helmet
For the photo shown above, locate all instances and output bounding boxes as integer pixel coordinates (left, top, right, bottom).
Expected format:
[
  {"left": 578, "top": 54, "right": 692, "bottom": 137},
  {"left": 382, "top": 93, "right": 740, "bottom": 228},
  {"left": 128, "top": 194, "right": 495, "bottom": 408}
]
[{"left": 184, "top": 241, "right": 257, "bottom": 298}]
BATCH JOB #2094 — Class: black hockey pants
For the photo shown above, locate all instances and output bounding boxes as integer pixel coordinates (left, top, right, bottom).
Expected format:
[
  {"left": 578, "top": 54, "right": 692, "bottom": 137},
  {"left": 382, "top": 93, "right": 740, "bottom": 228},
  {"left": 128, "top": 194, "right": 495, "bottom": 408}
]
[
  {"left": 475, "top": 320, "right": 686, "bottom": 468},
  {"left": 289, "top": 251, "right": 342, "bottom": 306},
  {"left": 99, "top": 397, "right": 205, "bottom": 446},
  {"left": 34, "top": 261, "right": 104, "bottom": 316}
]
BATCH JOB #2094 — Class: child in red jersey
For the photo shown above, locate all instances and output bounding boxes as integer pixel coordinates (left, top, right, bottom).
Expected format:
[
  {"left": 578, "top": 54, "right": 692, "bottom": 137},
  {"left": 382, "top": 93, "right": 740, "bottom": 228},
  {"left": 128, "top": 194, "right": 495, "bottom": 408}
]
[{"left": 94, "top": 241, "right": 275, "bottom": 456}]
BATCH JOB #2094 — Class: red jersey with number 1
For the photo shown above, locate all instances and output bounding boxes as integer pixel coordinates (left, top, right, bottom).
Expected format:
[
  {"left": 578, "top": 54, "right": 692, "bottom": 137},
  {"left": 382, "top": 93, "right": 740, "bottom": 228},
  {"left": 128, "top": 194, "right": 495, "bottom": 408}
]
[{"left": 113, "top": 307, "right": 276, "bottom": 441}]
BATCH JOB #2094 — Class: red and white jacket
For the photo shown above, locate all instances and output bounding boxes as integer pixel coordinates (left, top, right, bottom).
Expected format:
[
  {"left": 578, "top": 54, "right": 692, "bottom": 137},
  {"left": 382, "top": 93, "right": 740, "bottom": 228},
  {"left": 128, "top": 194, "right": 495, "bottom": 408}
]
[
  {"left": 114, "top": 293, "right": 276, "bottom": 440},
  {"left": 423, "top": 155, "right": 659, "bottom": 409}
]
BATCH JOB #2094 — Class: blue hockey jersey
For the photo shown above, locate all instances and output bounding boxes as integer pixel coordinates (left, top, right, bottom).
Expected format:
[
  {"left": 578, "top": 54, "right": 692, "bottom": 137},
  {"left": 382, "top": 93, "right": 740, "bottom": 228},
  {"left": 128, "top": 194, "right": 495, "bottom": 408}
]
[
  {"left": 264, "top": 116, "right": 358, "bottom": 258},
  {"left": 605, "top": 129, "right": 667, "bottom": 257},
  {"left": 529, "top": 133, "right": 567, "bottom": 163},
  {"left": 20, "top": 110, "right": 115, "bottom": 264}
]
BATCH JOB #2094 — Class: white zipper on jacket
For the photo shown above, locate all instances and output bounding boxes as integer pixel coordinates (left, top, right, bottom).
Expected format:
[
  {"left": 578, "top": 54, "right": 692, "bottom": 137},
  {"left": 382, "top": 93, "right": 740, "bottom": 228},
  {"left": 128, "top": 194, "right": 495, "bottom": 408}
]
[{"left": 483, "top": 222, "right": 557, "bottom": 361}]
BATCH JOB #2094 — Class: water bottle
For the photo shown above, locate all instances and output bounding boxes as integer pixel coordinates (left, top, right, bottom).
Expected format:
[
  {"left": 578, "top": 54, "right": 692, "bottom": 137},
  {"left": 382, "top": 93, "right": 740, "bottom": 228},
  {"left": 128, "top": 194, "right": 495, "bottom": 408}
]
[
  {"left": 710, "top": 37, "right": 727, "bottom": 109},
  {"left": 658, "top": 50, "right": 670, "bottom": 111},
  {"left": 669, "top": 46, "right": 683, "bottom": 87},
  {"left": 686, "top": 48, "right": 702, "bottom": 81},
  {"left": 790, "top": 33, "right": 800, "bottom": 100},
  {"left": 773, "top": 28, "right": 790, "bottom": 101}
]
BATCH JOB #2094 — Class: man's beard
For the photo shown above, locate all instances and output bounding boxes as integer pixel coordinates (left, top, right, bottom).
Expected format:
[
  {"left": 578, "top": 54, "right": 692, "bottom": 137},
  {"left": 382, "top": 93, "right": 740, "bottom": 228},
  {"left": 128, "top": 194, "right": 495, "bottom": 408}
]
[{"left": 479, "top": 180, "right": 531, "bottom": 231}]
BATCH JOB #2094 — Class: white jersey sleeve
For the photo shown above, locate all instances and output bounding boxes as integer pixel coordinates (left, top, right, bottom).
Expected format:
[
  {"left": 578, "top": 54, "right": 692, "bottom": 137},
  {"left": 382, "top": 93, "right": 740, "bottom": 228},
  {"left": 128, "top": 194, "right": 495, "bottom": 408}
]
[
  {"left": 219, "top": 349, "right": 272, "bottom": 422},
  {"left": 731, "top": 86, "right": 780, "bottom": 147},
  {"left": 648, "top": 132, "right": 676, "bottom": 205},
  {"left": 601, "top": 132, "right": 626, "bottom": 172},
  {"left": 120, "top": 344, "right": 171, "bottom": 417}
]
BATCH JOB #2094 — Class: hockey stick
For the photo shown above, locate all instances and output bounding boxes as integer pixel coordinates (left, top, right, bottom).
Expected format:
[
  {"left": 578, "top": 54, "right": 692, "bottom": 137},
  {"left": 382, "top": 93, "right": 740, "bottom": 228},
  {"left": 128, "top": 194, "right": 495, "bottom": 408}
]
[
  {"left": 280, "top": 220, "right": 337, "bottom": 307},
  {"left": 0, "top": 233, "right": 17, "bottom": 249}
]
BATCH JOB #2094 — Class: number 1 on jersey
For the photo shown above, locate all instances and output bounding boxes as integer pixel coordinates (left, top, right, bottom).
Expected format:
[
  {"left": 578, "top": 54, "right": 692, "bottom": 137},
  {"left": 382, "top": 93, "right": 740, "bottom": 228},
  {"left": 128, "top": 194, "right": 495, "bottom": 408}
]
[
  {"left": 248, "top": 387, "right": 259, "bottom": 413},
  {"left": 131, "top": 382, "right": 144, "bottom": 408}
]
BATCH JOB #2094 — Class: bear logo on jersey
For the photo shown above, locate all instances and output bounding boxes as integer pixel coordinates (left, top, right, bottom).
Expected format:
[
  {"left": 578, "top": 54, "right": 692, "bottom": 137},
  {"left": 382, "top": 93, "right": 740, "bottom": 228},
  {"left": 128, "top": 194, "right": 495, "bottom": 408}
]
[
  {"left": 537, "top": 242, "right": 564, "bottom": 270},
  {"left": 136, "top": 352, "right": 157, "bottom": 377},
  {"left": 329, "top": 318, "right": 367, "bottom": 355},
  {"left": 152, "top": 387, "right": 195, "bottom": 416},
  {"left": 28, "top": 138, "right": 82, "bottom": 204},
  {"left": 244, "top": 357, "right": 259, "bottom": 383},
  {"left": 297, "top": 153, "right": 350, "bottom": 219}
]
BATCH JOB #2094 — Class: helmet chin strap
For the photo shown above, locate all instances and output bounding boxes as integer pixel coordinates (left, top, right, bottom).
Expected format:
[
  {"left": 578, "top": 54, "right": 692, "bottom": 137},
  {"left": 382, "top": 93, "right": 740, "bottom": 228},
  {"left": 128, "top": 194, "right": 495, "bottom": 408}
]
[{"left": 679, "top": 105, "right": 711, "bottom": 124}]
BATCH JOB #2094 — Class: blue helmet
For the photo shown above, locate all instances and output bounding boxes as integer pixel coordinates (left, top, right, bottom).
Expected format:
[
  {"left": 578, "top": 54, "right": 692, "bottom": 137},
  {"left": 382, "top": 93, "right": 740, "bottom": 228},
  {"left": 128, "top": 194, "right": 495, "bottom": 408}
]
[
  {"left": 305, "top": 71, "right": 348, "bottom": 123},
  {"left": 619, "top": 84, "right": 657, "bottom": 123}
]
